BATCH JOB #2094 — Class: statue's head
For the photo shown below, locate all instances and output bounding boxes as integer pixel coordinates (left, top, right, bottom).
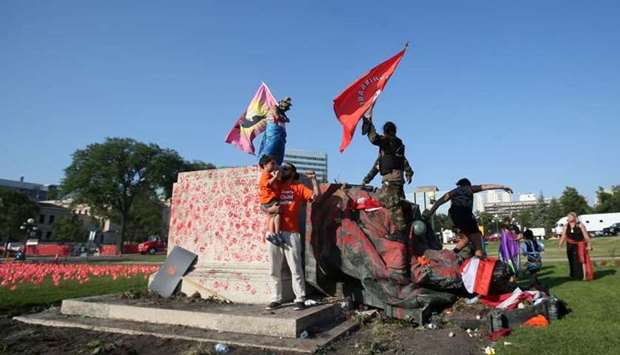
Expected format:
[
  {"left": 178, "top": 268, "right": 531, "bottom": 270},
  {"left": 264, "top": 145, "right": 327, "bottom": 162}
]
[
  {"left": 383, "top": 121, "right": 397, "bottom": 136},
  {"left": 278, "top": 97, "right": 292, "bottom": 112}
]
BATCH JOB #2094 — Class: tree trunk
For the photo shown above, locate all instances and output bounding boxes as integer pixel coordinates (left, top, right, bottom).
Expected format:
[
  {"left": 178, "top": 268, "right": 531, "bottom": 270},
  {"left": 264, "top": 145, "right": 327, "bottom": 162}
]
[{"left": 117, "top": 213, "right": 127, "bottom": 255}]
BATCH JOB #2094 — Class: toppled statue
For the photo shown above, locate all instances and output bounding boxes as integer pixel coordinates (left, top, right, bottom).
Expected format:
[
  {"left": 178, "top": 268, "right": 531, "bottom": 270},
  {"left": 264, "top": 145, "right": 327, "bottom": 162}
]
[{"left": 305, "top": 182, "right": 516, "bottom": 322}]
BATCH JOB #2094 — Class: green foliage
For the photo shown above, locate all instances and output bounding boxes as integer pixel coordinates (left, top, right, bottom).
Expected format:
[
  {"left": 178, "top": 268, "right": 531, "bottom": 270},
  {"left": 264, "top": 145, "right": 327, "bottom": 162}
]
[
  {"left": 52, "top": 214, "right": 84, "bottom": 242},
  {"left": 515, "top": 196, "right": 577, "bottom": 238},
  {"left": 0, "top": 188, "right": 39, "bottom": 243},
  {"left": 61, "top": 137, "right": 213, "bottom": 248},
  {"left": 594, "top": 185, "right": 620, "bottom": 213},
  {"left": 433, "top": 213, "right": 453, "bottom": 231},
  {"left": 476, "top": 211, "right": 497, "bottom": 234},
  {"left": 495, "top": 262, "right": 620, "bottom": 355},
  {"left": 559, "top": 186, "right": 590, "bottom": 215},
  {"left": 119, "top": 193, "right": 165, "bottom": 242}
]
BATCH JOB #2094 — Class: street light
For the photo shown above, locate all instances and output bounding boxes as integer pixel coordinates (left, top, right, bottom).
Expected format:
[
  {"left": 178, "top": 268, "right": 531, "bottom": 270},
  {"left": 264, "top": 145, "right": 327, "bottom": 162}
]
[
  {"left": 17, "top": 218, "right": 38, "bottom": 260},
  {"left": 494, "top": 214, "right": 500, "bottom": 234}
]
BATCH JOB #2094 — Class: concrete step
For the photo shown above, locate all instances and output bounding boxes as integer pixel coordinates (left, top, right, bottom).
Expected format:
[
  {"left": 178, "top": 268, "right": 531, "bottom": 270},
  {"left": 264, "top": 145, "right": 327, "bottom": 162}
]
[
  {"left": 60, "top": 294, "right": 342, "bottom": 338},
  {"left": 15, "top": 308, "right": 358, "bottom": 354}
]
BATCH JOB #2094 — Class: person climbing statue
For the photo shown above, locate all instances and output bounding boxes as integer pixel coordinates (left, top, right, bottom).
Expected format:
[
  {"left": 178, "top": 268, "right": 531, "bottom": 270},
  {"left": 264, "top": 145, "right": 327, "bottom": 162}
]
[
  {"left": 257, "top": 97, "right": 292, "bottom": 165},
  {"left": 424, "top": 178, "right": 513, "bottom": 258},
  {"left": 361, "top": 107, "right": 414, "bottom": 241}
]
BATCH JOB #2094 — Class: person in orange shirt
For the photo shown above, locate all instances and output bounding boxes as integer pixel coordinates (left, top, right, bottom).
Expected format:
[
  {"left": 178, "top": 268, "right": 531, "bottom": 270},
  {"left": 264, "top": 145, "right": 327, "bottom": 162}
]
[
  {"left": 258, "top": 155, "right": 283, "bottom": 246},
  {"left": 266, "top": 162, "right": 320, "bottom": 311}
]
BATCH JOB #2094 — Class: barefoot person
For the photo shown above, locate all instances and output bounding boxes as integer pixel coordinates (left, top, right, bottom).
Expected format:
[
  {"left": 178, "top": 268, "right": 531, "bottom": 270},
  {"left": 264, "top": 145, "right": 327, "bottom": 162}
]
[
  {"left": 559, "top": 212, "right": 594, "bottom": 281},
  {"left": 425, "top": 178, "right": 513, "bottom": 258},
  {"left": 266, "top": 162, "right": 320, "bottom": 311}
]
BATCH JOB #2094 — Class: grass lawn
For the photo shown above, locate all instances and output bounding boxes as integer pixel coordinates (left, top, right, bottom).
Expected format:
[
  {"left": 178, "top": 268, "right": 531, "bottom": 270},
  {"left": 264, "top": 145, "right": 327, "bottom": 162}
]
[
  {"left": 86, "top": 254, "right": 167, "bottom": 264},
  {"left": 495, "top": 261, "right": 620, "bottom": 355},
  {"left": 485, "top": 236, "right": 620, "bottom": 260},
  {"left": 0, "top": 275, "right": 148, "bottom": 316}
]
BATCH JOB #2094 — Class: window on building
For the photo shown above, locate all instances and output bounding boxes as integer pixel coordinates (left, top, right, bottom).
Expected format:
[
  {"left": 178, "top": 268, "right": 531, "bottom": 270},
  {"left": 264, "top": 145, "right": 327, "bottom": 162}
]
[
  {"left": 48, "top": 215, "right": 55, "bottom": 224},
  {"left": 39, "top": 214, "right": 45, "bottom": 224},
  {"left": 46, "top": 231, "right": 52, "bottom": 240}
]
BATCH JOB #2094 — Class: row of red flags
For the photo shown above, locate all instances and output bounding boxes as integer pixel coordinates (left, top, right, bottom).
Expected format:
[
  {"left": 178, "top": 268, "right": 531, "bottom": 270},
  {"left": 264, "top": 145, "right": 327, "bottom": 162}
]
[{"left": 226, "top": 46, "right": 407, "bottom": 154}]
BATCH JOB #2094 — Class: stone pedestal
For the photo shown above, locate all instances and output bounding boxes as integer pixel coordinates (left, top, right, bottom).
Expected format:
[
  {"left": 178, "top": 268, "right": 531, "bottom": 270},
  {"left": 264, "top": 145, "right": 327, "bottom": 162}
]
[{"left": 168, "top": 167, "right": 292, "bottom": 303}]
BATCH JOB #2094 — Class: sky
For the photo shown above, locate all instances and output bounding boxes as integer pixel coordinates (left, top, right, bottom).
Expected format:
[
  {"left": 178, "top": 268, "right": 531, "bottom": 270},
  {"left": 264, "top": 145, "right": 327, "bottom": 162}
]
[{"left": 1, "top": 1, "right": 619, "bottom": 202}]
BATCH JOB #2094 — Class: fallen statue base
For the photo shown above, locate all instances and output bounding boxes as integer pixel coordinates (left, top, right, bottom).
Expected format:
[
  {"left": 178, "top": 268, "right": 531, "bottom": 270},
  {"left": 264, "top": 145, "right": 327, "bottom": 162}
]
[
  {"left": 167, "top": 167, "right": 513, "bottom": 313},
  {"left": 167, "top": 167, "right": 294, "bottom": 303}
]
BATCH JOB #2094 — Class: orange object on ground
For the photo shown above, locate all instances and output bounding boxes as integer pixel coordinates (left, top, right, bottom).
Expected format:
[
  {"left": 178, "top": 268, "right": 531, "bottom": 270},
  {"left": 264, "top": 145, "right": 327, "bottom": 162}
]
[{"left": 523, "top": 314, "right": 549, "bottom": 327}]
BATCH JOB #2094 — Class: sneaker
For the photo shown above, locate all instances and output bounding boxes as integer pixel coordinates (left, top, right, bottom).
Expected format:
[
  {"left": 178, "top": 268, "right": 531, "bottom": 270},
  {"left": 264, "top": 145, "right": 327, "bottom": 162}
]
[
  {"left": 275, "top": 232, "right": 286, "bottom": 245},
  {"left": 265, "top": 301, "right": 282, "bottom": 310},
  {"left": 266, "top": 234, "right": 281, "bottom": 246},
  {"left": 293, "top": 302, "right": 306, "bottom": 311}
]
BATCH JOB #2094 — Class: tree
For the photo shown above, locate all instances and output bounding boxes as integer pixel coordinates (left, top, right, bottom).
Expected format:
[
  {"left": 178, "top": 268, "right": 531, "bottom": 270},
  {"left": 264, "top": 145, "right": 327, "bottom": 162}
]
[
  {"left": 0, "top": 188, "right": 39, "bottom": 250},
  {"left": 544, "top": 198, "right": 564, "bottom": 237},
  {"left": 594, "top": 186, "right": 620, "bottom": 213},
  {"left": 53, "top": 215, "right": 84, "bottom": 242},
  {"left": 118, "top": 193, "right": 166, "bottom": 243},
  {"left": 475, "top": 212, "right": 497, "bottom": 235},
  {"left": 559, "top": 187, "right": 590, "bottom": 216},
  {"left": 61, "top": 138, "right": 214, "bottom": 250},
  {"left": 433, "top": 213, "right": 453, "bottom": 231}
]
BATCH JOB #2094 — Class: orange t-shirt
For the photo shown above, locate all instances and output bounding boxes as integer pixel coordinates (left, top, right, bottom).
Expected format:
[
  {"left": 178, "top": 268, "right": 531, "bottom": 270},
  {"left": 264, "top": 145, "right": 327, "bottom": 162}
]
[
  {"left": 279, "top": 181, "right": 314, "bottom": 233},
  {"left": 258, "top": 171, "right": 280, "bottom": 204}
]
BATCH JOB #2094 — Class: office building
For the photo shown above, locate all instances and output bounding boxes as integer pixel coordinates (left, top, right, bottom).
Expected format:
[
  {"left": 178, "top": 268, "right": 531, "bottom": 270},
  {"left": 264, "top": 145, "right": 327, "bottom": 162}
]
[
  {"left": 0, "top": 177, "right": 57, "bottom": 201},
  {"left": 283, "top": 149, "right": 328, "bottom": 183}
]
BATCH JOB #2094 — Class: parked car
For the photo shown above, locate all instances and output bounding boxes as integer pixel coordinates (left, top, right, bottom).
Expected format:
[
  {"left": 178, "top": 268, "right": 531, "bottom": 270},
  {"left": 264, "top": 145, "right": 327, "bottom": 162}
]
[
  {"left": 138, "top": 239, "right": 166, "bottom": 255},
  {"left": 603, "top": 223, "right": 620, "bottom": 236}
]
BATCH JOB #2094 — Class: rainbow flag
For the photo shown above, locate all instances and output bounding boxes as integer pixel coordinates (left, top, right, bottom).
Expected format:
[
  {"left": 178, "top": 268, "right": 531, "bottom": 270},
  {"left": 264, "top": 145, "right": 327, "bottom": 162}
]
[{"left": 225, "top": 83, "right": 278, "bottom": 154}]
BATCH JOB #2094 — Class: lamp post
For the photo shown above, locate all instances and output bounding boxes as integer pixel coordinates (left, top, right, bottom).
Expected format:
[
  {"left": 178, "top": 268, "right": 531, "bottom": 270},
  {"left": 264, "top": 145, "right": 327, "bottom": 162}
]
[
  {"left": 494, "top": 214, "right": 500, "bottom": 235},
  {"left": 18, "top": 217, "right": 38, "bottom": 260}
]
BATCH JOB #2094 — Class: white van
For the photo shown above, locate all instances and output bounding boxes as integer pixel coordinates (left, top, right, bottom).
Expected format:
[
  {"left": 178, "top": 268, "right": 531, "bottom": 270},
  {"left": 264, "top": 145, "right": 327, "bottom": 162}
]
[{"left": 555, "top": 212, "right": 620, "bottom": 236}]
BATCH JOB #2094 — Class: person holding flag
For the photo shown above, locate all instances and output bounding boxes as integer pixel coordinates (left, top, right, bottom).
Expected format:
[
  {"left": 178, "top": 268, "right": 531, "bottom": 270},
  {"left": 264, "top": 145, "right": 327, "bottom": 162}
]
[
  {"left": 361, "top": 106, "right": 414, "bottom": 241},
  {"left": 225, "top": 83, "right": 292, "bottom": 165},
  {"left": 333, "top": 45, "right": 410, "bottom": 240}
]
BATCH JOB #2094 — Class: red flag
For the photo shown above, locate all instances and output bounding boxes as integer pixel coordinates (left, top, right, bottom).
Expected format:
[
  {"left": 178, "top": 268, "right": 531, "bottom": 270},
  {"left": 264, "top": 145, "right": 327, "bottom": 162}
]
[{"left": 333, "top": 48, "right": 406, "bottom": 152}]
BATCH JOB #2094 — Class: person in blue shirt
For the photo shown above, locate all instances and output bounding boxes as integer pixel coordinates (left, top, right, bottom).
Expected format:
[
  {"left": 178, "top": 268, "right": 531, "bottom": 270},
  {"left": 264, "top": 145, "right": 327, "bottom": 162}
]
[{"left": 521, "top": 229, "right": 544, "bottom": 285}]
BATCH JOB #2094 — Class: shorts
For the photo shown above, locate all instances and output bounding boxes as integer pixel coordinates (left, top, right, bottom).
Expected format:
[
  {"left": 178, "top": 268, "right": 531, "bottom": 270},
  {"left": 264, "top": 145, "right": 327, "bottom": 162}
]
[
  {"left": 261, "top": 199, "right": 280, "bottom": 214},
  {"left": 449, "top": 207, "right": 480, "bottom": 235}
]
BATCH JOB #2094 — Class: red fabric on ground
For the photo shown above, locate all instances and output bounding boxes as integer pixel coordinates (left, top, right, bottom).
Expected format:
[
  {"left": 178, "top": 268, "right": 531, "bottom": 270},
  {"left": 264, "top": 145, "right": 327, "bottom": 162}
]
[
  {"left": 479, "top": 292, "right": 513, "bottom": 308},
  {"left": 475, "top": 257, "right": 497, "bottom": 296}
]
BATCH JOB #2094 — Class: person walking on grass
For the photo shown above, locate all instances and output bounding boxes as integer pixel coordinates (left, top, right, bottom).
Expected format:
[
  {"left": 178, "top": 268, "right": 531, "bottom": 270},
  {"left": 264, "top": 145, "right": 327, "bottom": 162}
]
[
  {"left": 266, "top": 162, "right": 320, "bottom": 311},
  {"left": 559, "top": 212, "right": 594, "bottom": 281}
]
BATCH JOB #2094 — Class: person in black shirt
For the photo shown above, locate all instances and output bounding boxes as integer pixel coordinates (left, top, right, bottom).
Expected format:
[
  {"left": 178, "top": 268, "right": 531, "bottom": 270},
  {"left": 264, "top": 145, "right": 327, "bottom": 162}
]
[
  {"left": 360, "top": 108, "right": 413, "bottom": 240},
  {"left": 424, "top": 178, "right": 513, "bottom": 258}
]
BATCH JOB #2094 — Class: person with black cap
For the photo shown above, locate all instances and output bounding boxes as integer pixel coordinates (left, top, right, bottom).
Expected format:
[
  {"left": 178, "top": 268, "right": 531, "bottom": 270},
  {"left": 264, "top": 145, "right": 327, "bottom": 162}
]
[
  {"left": 266, "top": 162, "right": 320, "bottom": 311},
  {"left": 424, "top": 178, "right": 513, "bottom": 258},
  {"left": 361, "top": 108, "right": 414, "bottom": 241}
]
